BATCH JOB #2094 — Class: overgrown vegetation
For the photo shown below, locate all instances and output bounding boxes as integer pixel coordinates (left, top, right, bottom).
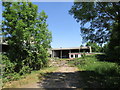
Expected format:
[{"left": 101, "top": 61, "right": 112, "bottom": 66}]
[
  {"left": 107, "top": 23, "right": 120, "bottom": 62},
  {"left": 2, "top": 2, "right": 52, "bottom": 84},
  {"left": 69, "top": 2, "right": 120, "bottom": 61},
  {"left": 86, "top": 42, "right": 101, "bottom": 52},
  {"left": 68, "top": 54, "right": 120, "bottom": 87}
]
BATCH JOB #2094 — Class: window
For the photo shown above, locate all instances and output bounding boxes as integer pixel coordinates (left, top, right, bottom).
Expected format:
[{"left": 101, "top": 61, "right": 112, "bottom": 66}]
[
  {"left": 75, "top": 54, "right": 78, "bottom": 58},
  {"left": 71, "top": 55, "right": 73, "bottom": 58}
]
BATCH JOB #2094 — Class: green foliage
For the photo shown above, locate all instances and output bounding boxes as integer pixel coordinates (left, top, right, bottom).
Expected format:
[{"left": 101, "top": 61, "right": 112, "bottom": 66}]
[
  {"left": 68, "top": 55, "right": 120, "bottom": 87},
  {"left": 19, "top": 66, "right": 32, "bottom": 75},
  {"left": 2, "top": 2, "right": 52, "bottom": 83},
  {"left": 3, "top": 73, "right": 20, "bottom": 83},
  {"left": 94, "top": 63, "right": 119, "bottom": 76},
  {"left": 86, "top": 42, "right": 101, "bottom": 52},
  {"left": 69, "top": 55, "right": 120, "bottom": 76},
  {"left": 69, "top": 2, "right": 120, "bottom": 44},
  {"left": 107, "top": 23, "right": 120, "bottom": 61},
  {"left": 100, "top": 43, "right": 109, "bottom": 53},
  {"left": 2, "top": 54, "right": 15, "bottom": 74},
  {"left": 81, "top": 52, "right": 86, "bottom": 60},
  {"left": 69, "top": 2, "right": 120, "bottom": 61}
]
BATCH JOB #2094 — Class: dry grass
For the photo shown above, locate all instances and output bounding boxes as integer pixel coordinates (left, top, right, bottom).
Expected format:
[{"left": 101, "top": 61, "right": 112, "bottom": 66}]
[{"left": 3, "top": 66, "right": 57, "bottom": 88}]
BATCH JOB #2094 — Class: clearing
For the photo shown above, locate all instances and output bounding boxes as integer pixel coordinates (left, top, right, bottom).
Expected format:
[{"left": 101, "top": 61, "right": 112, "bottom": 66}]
[
  {"left": 3, "top": 55, "right": 120, "bottom": 88},
  {"left": 21, "top": 59, "right": 83, "bottom": 88},
  {"left": 20, "top": 58, "right": 103, "bottom": 88}
]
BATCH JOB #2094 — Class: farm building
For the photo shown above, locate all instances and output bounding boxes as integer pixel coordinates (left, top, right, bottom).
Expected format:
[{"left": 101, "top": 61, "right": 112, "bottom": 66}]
[{"left": 50, "top": 46, "right": 92, "bottom": 59}]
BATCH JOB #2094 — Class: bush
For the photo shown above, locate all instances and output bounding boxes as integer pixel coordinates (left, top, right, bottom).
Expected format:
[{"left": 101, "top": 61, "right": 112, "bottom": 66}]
[
  {"left": 2, "top": 54, "right": 16, "bottom": 74},
  {"left": 69, "top": 55, "right": 120, "bottom": 76},
  {"left": 3, "top": 73, "right": 20, "bottom": 83},
  {"left": 68, "top": 54, "right": 120, "bottom": 87},
  {"left": 19, "top": 66, "right": 32, "bottom": 75},
  {"left": 94, "top": 62, "right": 120, "bottom": 76}
]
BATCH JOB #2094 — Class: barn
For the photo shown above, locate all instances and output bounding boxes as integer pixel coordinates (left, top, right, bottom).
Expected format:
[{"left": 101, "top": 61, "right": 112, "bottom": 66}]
[{"left": 51, "top": 46, "right": 92, "bottom": 58}]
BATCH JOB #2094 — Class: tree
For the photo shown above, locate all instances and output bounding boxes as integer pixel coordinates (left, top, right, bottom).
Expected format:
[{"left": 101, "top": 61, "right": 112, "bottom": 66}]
[
  {"left": 2, "top": 2, "right": 52, "bottom": 76},
  {"left": 100, "top": 43, "right": 108, "bottom": 53},
  {"left": 69, "top": 2, "right": 120, "bottom": 45},
  {"left": 69, "top": 2, "right": 120, "bottom": 61},
  {"left": 86, "top": 42, "right": 101, "bottom": 52},
  {"left": 107, "top": 23, "right": 120, "bottom": 61},
  {"left": 80, "top": 45, "right": 84, "bottom": 47}
]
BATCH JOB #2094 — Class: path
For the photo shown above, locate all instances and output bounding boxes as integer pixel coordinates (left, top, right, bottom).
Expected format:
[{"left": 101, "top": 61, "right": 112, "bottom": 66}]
[{"left": 21, "top": 59, "right": 84, "bottom": 88}]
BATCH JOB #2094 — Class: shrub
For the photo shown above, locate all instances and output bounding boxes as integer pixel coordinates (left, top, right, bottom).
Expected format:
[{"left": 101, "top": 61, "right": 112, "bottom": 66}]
[
  {"left": 70, "top": 55, "right": 120, "bottom": 76},
  {"left": 3, "top": 73, "right": 20, "bottom": 83},
  {"left": 94, "top": 62, "right": 120, "bottom": 76},
  {"left": 2, "top": 55, "right": 16, "bottom": 74},
  {"left": 19, "top": 66, "right": 32, "bottom": 75}
]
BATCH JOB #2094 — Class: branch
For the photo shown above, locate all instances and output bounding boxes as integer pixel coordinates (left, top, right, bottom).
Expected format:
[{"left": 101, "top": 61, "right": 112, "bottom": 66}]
[{"left": 97, "top": 2, "right": 115, "bottom": 20}]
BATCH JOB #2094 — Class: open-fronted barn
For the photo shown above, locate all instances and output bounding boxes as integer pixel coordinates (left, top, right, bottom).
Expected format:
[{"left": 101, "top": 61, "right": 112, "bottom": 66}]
[{"left": 51, "top": 46, "right": 92, "bottom": 58}]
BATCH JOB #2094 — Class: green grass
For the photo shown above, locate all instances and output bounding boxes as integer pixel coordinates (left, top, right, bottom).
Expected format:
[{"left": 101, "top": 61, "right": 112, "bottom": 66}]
[{"left": 68, "top": 54, "right": 120, "bottom": 88}]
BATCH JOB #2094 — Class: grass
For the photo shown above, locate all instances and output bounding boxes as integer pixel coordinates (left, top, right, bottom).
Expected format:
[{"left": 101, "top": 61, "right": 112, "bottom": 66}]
[
  {"left": 68, "top": 54, "right": 120, "bottom": 88},
  {"left": 2, "top": 66, "right": 57, "bottom": 88}
]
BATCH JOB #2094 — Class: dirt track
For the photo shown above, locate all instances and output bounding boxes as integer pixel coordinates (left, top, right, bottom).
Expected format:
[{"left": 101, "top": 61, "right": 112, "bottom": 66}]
[{"left": 21, "top": 60, "right": 84, "bottom": 88}]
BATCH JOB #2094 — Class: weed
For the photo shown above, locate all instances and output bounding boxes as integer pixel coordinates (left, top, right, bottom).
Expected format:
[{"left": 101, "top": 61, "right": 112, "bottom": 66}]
[{"left": 68, "top": 54, "right": 120, "bottom": 87}]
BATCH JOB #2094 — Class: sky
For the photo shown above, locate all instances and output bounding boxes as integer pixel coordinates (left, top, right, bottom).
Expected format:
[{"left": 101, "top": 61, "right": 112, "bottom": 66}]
[
  {"left": 33, "top": 2, "right": 83, "bottom": 48},
  {"left": 0, "top": 2, "right": 83, "bottom": 48}
]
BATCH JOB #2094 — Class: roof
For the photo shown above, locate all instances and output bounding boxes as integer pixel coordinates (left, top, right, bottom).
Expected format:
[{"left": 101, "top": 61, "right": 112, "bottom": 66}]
[{"left": 52, "top": 46, "right": 91, "bottom": 50}]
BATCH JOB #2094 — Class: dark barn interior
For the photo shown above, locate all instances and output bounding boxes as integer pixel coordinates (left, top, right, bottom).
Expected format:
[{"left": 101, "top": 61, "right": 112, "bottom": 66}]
[
  {"left": 54, "top": 50, "right": 69, "bottom": 58},
  {"left": 71, "top": 49, "right": 79, "bottom": 53},
  {"left": 80, "top": 49, "right": 90, "bottom": 52},
  {"left": 54, "top": 50, "right": 60, "bottom": 58},
  {"left": 0, "top": 44, "right": 9, "bottom": 52},
  {"left": 62, "top": 50, "right": 69, "bottom": 58}
]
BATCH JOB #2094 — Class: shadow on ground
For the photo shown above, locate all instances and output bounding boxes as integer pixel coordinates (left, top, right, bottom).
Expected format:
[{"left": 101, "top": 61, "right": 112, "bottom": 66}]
[{"left": 36, "top": 71, "right": 110, "bottom": 88}]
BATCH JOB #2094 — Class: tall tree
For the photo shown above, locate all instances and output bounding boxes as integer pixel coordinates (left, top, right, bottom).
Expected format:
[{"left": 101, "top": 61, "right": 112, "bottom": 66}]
[
  {"left": 2, "top": 2, "right": 52, "bottom": 75},
  {"left": 69, "top": 2, "right": 120, "bottom": 44},
  {"left": 69, "top": 2, "right": 120, "bottom": 61},
  {"left": 107, "top": 23, "right": 120, "bottom": 61}
]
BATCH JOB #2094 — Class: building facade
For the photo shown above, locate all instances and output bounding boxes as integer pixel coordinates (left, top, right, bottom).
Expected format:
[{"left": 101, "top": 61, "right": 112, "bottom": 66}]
[{"left": 51, "top": 46, "right": 92, "bottom": 59}]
